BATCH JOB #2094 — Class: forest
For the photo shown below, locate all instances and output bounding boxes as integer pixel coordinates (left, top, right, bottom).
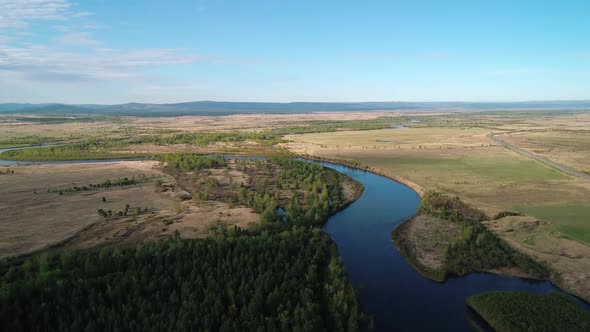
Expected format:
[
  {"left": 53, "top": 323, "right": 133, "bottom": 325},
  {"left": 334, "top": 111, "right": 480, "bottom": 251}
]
[
  {"left": 162, "top": 155, "right": 360, "bottom": 227},
  {"left": 467, "top": 291, "right": 590, "bottom": 331},
  {"left": 161, "top": 153, "right": 227, "bottom": 173},
  {"left": 0, "top": 227, "right": 371, "bottom": 332},
  {"left": 417, "top": 192, "right": 549, "bottom": 278}
]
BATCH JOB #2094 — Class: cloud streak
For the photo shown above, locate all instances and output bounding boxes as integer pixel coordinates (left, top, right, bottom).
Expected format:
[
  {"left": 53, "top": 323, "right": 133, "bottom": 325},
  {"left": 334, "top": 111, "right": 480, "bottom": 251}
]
[
  {"left": 0, "top": 0, "right": 207, "bottom": 85},
  {"left": 0, "top": 44, "right": 202, "bottom": 82},
  {"left": 0, "top": 0, "right": 71, "bottom": 28}
]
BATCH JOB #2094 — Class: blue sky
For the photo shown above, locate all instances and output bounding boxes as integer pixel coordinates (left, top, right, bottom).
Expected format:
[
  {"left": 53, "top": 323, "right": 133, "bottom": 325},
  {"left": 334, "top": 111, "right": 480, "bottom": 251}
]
[{"left": 0, "top": 0, "right": 589, "bottom": 103}]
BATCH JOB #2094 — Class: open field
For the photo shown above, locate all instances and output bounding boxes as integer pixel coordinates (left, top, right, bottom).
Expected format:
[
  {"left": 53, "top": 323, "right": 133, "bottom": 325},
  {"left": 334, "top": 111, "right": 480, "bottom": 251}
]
[
  {"left": 0, "top": 160, "right": 266, "bottom": 258},
  {"left": 502, "top": 130, "right": 590, "bottom": 174},
  {"left": 0, "top": 161, "right": 173, "bottom": 258},
  {"left": 0, "top": 111, "right": 409, "bottom": 144},
  {"left": 286, "top": 125, "right": 590, "bottom": 244},
  {"left": 0, "top": 160, "right": 262, "bottom": 258}
]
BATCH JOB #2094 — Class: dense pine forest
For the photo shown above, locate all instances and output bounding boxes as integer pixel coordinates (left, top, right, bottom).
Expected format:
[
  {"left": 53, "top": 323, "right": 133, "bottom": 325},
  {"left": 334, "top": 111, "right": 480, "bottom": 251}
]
[
  {"left": 0, "top": 228, "right": 371, "bottom": 331},
  {"left": 0, "top": 155, "right": 370, "bottom": 331},
  {"left": 467, "top": 291, "right": 590, "bottom": 331}
]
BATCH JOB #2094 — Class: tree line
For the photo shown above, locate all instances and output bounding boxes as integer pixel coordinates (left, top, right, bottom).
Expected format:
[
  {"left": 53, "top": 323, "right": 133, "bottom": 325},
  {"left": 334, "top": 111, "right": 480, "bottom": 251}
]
[
  {"left": 48, "top": 175, "right": 154, "bottom": 194},
  {"left": 0, "top": 131, "right": 284, "bottom": 161},
  {"left": 0, "top": 227, "right": 371, "bottom": 331},
  {"left": 161, "top": 153, "right": 226, "bottom": 174}
]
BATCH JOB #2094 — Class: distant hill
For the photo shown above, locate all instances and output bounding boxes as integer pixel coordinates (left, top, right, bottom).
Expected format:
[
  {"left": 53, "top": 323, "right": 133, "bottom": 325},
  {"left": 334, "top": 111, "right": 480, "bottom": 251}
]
[{"left": 1, "top": 100, "right": 589, "bottom": 116}]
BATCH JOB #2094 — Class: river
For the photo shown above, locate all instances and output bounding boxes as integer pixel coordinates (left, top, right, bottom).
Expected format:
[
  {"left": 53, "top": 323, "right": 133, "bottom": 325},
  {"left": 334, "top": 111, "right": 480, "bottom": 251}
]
[
  {"left": 1, "top": 147, "right": 588, "bottom": 331},
  {"left": 315, "top": 160, "right": 588, "bottom": 331}
]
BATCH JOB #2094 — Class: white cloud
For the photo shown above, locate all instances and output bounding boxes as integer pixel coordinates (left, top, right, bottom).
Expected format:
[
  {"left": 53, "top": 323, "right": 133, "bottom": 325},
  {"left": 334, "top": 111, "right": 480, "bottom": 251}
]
[
  {"left": 0, "top": 44, "right": 202, "bottom": 82},
  {"left": 0, "top": 0, "right": 71, "bottom": 28},
  {"left": 54, "top": 31, "right": 98, "bottom": 46},
  {"left": 0, "top": 0, "right": 205, "bottom": 86}
]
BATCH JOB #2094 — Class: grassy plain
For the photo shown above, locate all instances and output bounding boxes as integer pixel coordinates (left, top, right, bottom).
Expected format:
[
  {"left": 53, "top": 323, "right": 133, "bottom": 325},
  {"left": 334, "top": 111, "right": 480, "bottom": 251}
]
[
  {"left": 0, "top": 161, "right": 263, "bottom": 258},
  {"left": 286, "top": 125, "right": 590, "bottom": 242},
  {"left": 0, "top": 161, "right": 172, "bottom": 258},
  {"left": 0, "top": 161, "right": 269, "bottom": 258},
  {"left": 503, "top": 130, "right": 590, "bottom": 174}
]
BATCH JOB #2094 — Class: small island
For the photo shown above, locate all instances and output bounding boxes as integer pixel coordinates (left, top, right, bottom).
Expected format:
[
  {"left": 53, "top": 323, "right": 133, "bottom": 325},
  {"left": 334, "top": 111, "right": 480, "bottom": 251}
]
[{"left": 391, "top": 192, "right": 549, "bottom": 282}]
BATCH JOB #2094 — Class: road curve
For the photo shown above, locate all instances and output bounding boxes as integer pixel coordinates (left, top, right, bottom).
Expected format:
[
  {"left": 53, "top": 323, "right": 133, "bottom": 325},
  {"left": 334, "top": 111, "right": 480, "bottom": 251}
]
[{"left": 489, "top": 132, "right": 590, "bottom": 181}]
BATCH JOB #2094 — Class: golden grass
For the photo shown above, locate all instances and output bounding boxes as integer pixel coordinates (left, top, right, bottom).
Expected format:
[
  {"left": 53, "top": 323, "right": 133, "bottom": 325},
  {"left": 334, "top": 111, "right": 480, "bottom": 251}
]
[
  {"left": 286, "top": 127, "right": 590, "bottom": 241},
  {"left": 503, "top": 131, "right": 590, "bottom": 174}
]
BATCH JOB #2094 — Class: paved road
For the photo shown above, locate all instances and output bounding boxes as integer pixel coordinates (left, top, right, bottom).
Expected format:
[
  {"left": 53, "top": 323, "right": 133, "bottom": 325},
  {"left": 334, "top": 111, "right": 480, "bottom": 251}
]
[{"left": 489, "top": 132, "right": 590, "bottom": 181}]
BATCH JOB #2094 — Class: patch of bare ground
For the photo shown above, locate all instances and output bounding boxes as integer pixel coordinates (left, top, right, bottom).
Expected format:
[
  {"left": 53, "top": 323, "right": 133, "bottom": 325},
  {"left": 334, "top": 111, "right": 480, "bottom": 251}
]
[
  {"left": 0, "top": 160, "right": 267, "bottom": 258},
  {"left": 485, "top": 216, "right": 590, "bottom": 303},
  {"left": 341, "top": 176, "right": 364, "bottom": 202},
  {"left": 392, "top": 215, "right": 461, "bottom": 281},
  {"left": 66, "top": 201, "right": 259, "bottom": 250},
  {"left": 0, "top": 161, "right": 173, "bottom": 258}
]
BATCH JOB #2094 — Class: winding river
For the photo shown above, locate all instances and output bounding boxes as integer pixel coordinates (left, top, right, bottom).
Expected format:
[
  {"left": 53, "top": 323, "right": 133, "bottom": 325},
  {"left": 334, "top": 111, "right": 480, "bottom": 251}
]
[
  {"left": 314, "top": 160, "right": 589, "bottom": 331},
  {"left": 1, "top": 146, "right": 588, "bottom": 331}
]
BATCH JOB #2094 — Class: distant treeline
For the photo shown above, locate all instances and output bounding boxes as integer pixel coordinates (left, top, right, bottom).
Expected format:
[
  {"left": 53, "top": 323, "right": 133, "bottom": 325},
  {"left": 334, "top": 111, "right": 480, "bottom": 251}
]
[
  {"left": 48, "top": 175, "right": 154, "bottom": 194},
  {"left": 161, "top": 154, "right": 227, "bottom": 173},
  {"left": 0, "top": 227, "right": 371, "bottom": 331},
  {"left": 0, "top": 141, "right": 146, "bottom": 161},
  {"left": 0, "top": 132, "right": 285, "bottom": 161},
  {"left": 137, "top": 132, "right": 284, "bottom": 146},
  {"left": 272, "top": 118, "right": 404, "bottom": 135}
]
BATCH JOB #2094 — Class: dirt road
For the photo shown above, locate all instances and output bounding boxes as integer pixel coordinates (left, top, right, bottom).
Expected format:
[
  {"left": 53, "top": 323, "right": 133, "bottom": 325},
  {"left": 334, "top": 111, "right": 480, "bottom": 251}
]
[{"left": 489, "top": 132, "right": 590, "bottom": 181}]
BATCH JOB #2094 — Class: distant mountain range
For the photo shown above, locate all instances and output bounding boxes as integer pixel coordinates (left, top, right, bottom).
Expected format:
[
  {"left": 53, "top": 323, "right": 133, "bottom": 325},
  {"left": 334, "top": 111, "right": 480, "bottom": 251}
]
[{"left": 0, "top": 100, "right": 589, "bottom": 116}]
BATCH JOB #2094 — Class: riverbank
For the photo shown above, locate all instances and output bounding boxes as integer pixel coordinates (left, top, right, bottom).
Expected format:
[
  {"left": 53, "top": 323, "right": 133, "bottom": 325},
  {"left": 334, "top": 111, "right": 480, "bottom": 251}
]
[
  {"left": 391, "top": 215, "right": 540, "bottom": 282},
  {"left": 391, "top": 215, "right": 458, "bottom": 282},
  {"left": 297, "top": 153, "right": 425, "bottom": 197}
]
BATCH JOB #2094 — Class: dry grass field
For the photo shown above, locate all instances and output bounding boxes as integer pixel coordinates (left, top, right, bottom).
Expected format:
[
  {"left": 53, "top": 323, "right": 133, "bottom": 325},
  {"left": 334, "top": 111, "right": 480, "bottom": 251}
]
[
  {"left": 0, "top": 161, "right": 172, "bottom": 257},
  {"left": 286, "top": 123, "right": 590, "bottom": 244},
  {"left": 0, "top": 161, "right": 263, "bottom": 258},
  {"left": 486, "top": 215, "right": 590, "bottom": 302},
  {"left": 0, "top": 111, "right": 408, "bottom": 144},
  {"left": 502, "top": 130, "right": 590, "bottom": 174}
]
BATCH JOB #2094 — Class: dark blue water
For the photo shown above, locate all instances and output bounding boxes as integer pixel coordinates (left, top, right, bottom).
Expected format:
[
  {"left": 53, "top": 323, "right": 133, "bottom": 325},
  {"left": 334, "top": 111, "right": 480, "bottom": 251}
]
[{"left": 316, "top": 161, "right": 589, "bottom": 331}]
